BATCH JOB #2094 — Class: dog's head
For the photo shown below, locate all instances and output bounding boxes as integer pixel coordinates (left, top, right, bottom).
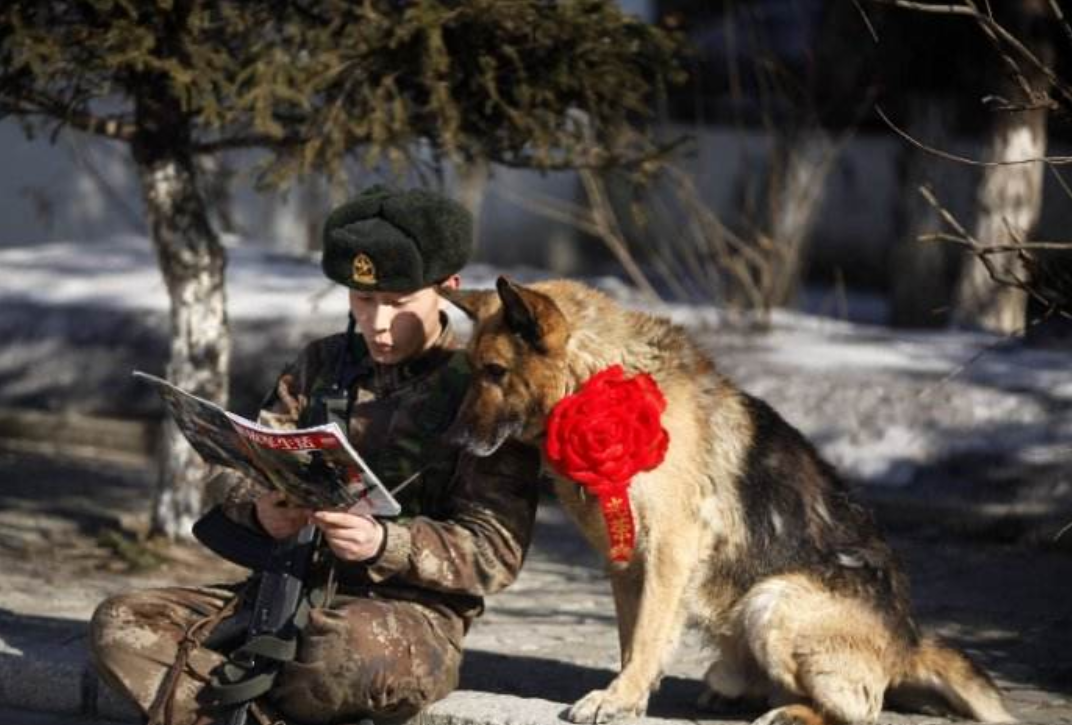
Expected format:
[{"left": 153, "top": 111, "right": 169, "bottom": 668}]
[{"left": 443, "top": 277, "right": 571, "bottom": 456}]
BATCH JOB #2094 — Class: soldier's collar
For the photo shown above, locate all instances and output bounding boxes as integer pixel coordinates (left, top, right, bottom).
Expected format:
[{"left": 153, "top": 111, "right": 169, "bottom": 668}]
[{"left": 369, "top": 312, "right": 458, "bottom": 394}]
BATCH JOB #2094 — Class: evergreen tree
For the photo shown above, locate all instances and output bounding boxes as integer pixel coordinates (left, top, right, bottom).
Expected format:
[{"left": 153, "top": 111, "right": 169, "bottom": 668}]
[{"left": 0, "top": 0, "right": 682, "bottom": 539}]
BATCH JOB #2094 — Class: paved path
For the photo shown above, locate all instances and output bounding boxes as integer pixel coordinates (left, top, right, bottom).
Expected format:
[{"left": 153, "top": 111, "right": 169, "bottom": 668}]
[{"left": 1, "top": 447, "right": 1071, "bottom": 724}]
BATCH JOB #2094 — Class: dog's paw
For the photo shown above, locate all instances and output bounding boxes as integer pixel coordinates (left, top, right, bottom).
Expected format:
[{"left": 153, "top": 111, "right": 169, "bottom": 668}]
[
  {"left": 567, "top": 688, "right": 646, "bottom": 723},
  {"left": 751, "top": 705, "right": 825, "bottom": 725}
]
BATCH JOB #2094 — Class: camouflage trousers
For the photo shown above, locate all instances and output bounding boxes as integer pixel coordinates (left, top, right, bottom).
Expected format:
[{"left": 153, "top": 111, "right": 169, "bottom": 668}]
[{"left": 89, "top": 584, "right": 464, "bottom": 725}]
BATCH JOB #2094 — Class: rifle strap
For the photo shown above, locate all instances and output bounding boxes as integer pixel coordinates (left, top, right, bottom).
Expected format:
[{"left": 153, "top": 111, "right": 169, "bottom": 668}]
[
  {"left": 206, "top": 669, "right": 277, "bottom": 708},
  {"left": 204, "top": 582, "right": 327, "bottom": 709},
  {"left": 146, "top": 587, "right": 245, "bottom": 725},
  {"left": 229, "top": 634, "right": 298, "bottom": 662}
]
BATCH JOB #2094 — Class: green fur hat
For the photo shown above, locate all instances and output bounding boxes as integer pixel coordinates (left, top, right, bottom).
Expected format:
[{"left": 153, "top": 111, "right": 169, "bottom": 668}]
[{"left": 320, "top": 185, "right": 474, "bottom": 292}]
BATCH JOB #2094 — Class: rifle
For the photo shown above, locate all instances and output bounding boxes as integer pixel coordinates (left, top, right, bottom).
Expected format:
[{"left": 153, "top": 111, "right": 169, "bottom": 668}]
[
  {"left": 193, "top": 507, "right": 327, "bottom": 725},
  {"left": 189, "top": 327, "right": 366, "bottom": 724}
]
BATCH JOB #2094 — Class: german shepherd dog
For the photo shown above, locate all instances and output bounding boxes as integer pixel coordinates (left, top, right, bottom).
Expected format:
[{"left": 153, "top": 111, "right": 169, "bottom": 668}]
[{"left": 445, "top": 277, "right": 1013, "bottom": 725}]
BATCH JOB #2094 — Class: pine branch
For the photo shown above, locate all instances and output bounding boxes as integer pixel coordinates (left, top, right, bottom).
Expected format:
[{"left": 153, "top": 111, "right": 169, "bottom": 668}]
[
  {"left": 0, "top": 90, "right": 136, "bottom": 142},
  {"left": 192, "top": 133, "right": 308, "bottom": 155}
]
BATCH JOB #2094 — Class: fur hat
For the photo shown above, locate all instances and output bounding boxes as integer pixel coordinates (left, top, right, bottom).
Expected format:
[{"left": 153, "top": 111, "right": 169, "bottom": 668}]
[{"left": 321, "top": 185, "right": 473, "bottom": 292}]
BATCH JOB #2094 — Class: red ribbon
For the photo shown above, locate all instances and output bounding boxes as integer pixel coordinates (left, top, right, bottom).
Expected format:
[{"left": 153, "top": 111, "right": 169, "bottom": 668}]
[
  {"left": 598, "top": 490, "right": 637, "bottom": 562},
  {"left": 545, "top": 365, "right": 669, "bottom": 562}
]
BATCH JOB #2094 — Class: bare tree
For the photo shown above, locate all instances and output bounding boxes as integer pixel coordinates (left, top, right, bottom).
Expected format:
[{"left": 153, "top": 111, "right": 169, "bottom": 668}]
[
  {"left": 876, "top": 6, "right": 981, "bottom": 328},
  {"left": 871, "top": 0, "right": 1064, "bottom": 333},
  {"left": 919, "top": 185, "right": 1071, "bottom": 323},
  {"left": 890, "top": 95, "right": 962, "bottom": 326},
  {"left": 950, "top": 0, "right": 1054, "bottom": 332}
]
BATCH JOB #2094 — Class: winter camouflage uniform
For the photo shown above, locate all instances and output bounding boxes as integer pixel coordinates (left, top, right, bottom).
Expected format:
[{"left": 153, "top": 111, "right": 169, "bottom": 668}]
[{"left": 90, "top": 317, "right": 542, "bottom": 725}]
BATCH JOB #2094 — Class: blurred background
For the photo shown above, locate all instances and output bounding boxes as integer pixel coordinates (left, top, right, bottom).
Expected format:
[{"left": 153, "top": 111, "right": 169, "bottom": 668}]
[
  {"left": 0, "top": 0, "right": 1069, "bottom": 544},
  {"left": 2, "top": 4, "right": 1072, "bottom": 722}
]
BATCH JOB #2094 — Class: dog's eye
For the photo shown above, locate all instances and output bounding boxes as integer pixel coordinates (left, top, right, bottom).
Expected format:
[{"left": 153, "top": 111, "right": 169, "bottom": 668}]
[{"left": 482, "top": 363, "right": 507, "bottom": 383}]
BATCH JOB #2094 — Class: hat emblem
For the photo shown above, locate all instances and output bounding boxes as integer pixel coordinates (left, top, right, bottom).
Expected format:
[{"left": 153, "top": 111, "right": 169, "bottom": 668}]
[{"left": 352, "top": 254, "right": 377, "bottom": 285}]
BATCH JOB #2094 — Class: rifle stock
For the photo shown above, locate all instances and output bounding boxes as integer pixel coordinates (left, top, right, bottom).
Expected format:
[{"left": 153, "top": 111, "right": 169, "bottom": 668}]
[{"left": 194, "top": 508, "right": 322, "bottom": 725}]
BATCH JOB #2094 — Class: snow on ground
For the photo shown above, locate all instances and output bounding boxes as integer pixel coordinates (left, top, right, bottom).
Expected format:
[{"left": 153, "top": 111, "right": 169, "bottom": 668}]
[
  {"left": 0, "top": 234, "right": 346, "bottom": 318},
  {"left": 1, "top": 236, "right": 1069, "bottom": 509}
]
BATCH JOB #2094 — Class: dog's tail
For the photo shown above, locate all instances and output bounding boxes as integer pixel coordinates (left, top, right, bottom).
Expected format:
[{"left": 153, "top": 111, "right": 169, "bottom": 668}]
[{"left": 891, "top": 636, "right": 1014, "bottom": 722}]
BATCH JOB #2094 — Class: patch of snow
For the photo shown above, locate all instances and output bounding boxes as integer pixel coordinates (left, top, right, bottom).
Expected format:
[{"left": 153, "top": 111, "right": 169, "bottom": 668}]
[
  {"left": 0, "top": 235, "right": 345, "bottom": 321},
  {"left": 821, "top": 425, "right": 935, "bottom": 487},
  {"left": 1, "top": 235, "right": 1069, "bottom": 497}
]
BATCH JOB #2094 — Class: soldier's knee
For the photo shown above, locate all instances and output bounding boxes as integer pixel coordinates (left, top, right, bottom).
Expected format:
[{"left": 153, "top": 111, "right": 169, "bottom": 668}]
[
  {"left": 271, "top": 656, "right": 457, "bottom": 723},
  {"left": 89, "top": 593, "right": 152, "bottom": 691},
  {"left": 89, "top": 593, "right": 135, "bottom": 655},
  {"left": 88, "top": 591, "right": 170, "bottom": 668},
  {"left": 271, "top": 660, "right": 349, "bottom": 724}
]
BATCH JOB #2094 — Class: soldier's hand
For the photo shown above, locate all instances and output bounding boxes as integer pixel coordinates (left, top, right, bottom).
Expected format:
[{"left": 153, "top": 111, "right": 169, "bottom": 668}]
[
  {"left": 254, "top": 491, "right": 311, "bottom": 540},
  {"left": 312, "top": 510, "right": 385, "bottom": 562}
]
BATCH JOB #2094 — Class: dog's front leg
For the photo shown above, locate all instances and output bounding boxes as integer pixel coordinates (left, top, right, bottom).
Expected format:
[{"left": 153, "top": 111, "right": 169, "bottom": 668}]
[
  {"left": 568, "top": 528, "right": 697, "bottom": 723},
  {"left": 609, "top": 563, "right": 643, "bottom": 667}
]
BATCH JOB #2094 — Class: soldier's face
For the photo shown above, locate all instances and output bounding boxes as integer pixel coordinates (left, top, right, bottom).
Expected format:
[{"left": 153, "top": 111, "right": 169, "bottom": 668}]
[{"left": 349, "top": 286, "right": 445, "bottom": 365}]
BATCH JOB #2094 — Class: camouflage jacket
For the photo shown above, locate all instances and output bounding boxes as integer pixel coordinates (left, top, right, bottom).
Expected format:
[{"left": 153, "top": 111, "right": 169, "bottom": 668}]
[{"left": 221, "top": 316, "right": 541, "bottom": 623}]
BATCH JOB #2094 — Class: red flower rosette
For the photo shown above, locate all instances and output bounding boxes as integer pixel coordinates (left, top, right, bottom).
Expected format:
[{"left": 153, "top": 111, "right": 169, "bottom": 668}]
[{"left": 545, "top": 365, "right": 669, "bottom": 562}]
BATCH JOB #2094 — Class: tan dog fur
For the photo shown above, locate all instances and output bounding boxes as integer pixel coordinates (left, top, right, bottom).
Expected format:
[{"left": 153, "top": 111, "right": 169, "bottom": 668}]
[{"left": 445, "top": 278, "right": 1013, "bottom": 725}]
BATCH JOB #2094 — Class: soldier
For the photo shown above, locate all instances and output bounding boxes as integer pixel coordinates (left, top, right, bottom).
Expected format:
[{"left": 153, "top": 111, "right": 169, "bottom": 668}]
[{"left": 89, "top": 186, "right": 543, "bottom": 725}]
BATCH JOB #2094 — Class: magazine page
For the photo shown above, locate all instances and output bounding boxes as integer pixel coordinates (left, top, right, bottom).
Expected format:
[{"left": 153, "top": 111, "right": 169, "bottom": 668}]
[
  {"left": 133, "top": 371, "right": 266, "bottom": 484},
  {"left": 134, "top": 371, "right": 401, "bottom": 517},
  {"left": 223, "top": 414, "right": 401, "bottom": 516}
]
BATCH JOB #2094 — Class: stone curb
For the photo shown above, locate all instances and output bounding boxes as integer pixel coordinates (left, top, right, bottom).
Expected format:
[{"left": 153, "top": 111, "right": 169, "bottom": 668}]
[{"left": 1, "top": 636, "right": 1061, "bottom": 725}]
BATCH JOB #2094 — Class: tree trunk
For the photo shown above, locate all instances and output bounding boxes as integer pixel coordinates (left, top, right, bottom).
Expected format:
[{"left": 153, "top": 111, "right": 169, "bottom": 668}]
[
  {"left": 889, "top": 95, "right": 961, "bottom": 327},
  {"left": 198, "top": 154, "right": 239, "bottom": 237},
  {"left": 755, "top": 0, "right": 863, "bottom": 311},
  {"left": 133, "top": 89, "right": 230, "bottom": 541},
  {"left": 456, "top": 158, "right": 489, "bottom": 252},
  {"left": 952, "top": 112, "right": 1046, "bottom": 333},
  {"left": 763, "top": 127, "right": 837, "bottom": 307},
  {"left": 952, "top": 0, "right": 1051, "bottom": 334}
]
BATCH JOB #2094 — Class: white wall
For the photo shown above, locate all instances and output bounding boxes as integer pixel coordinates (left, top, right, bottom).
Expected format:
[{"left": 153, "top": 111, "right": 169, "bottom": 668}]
[
  {"left": 0, "top": 123, "right": 589, "bottom": 271},
  {"left": 4, "top": 118, "right": 1070, "bottom": 287}
]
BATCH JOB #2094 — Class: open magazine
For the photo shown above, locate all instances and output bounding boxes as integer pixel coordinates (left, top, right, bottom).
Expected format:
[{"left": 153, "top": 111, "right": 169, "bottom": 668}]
[{"left": 134, "top": 371, "right": 401, "bottom": 517}]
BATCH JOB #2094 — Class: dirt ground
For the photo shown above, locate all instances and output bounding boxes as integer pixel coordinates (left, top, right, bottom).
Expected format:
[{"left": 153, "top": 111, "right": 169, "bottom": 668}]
[{"left": 0, "top": 446, "right": 243, "bottom": 587}]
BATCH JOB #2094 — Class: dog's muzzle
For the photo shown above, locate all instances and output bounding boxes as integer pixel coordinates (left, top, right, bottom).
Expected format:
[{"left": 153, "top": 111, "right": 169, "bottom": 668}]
[{"left": 445, "top": 417, "right": 523, "bottom": 458}]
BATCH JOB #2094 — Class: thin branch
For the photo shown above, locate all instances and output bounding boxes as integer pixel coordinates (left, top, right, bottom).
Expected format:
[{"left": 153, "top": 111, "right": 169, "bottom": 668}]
[
  {"left": 1047, "top": 162, "right": 1072, "bottom": 205},
  {"left": 869, "top": 0, "right": 982, "bottom": 19},
  {"left": 578, "top": 169, "right": 663, "bottom": 302},
  {"left": 872, "top": 0, "right": 1072, "bottom": 108},
  {"left": 875, "top": 104, "right": 1072, "bottom": 166},
  {"left": 0, "top": 93, "right": 136, "bottom": 142},
  {"left": 65, "top": 133, "right": 142, "bottom": 233},
  {"left": 918, "top": 185, "right": 1072, "bottom": 320},
  {"left": 1047, "top": 0, "right": 1072, "bottom": 53},
  {"left": 192, "top": 133, "right": 307, "bottom": 155},
  {"left": 489, "top": 136, "right": 689, "bottom": 174},
  {"left": 914, "top": 323, "right": 1027, "bottom": 402},
  {"left": 491, "top": 183, "right": 602, "bottom": 238},
  {"left": 490, "top": 174, "right": 662, "bottom": 303},
  {"left": 851, "top": 0, "right": 880, "bottom": 43},
  {"left": 962, "top": 0, "right": 1048, "bottom": 111},
  {"left": 919, "top": 233, "right": 1072, "bottom": 252}
]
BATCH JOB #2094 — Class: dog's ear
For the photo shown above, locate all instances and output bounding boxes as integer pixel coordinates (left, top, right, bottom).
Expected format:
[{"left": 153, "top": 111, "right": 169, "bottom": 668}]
[
  {"left": 495, "top": 277, "right": 568, "bottom": 352},
  {"left": 440, "top": 287, "right": 499, "bottom": 322}
]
